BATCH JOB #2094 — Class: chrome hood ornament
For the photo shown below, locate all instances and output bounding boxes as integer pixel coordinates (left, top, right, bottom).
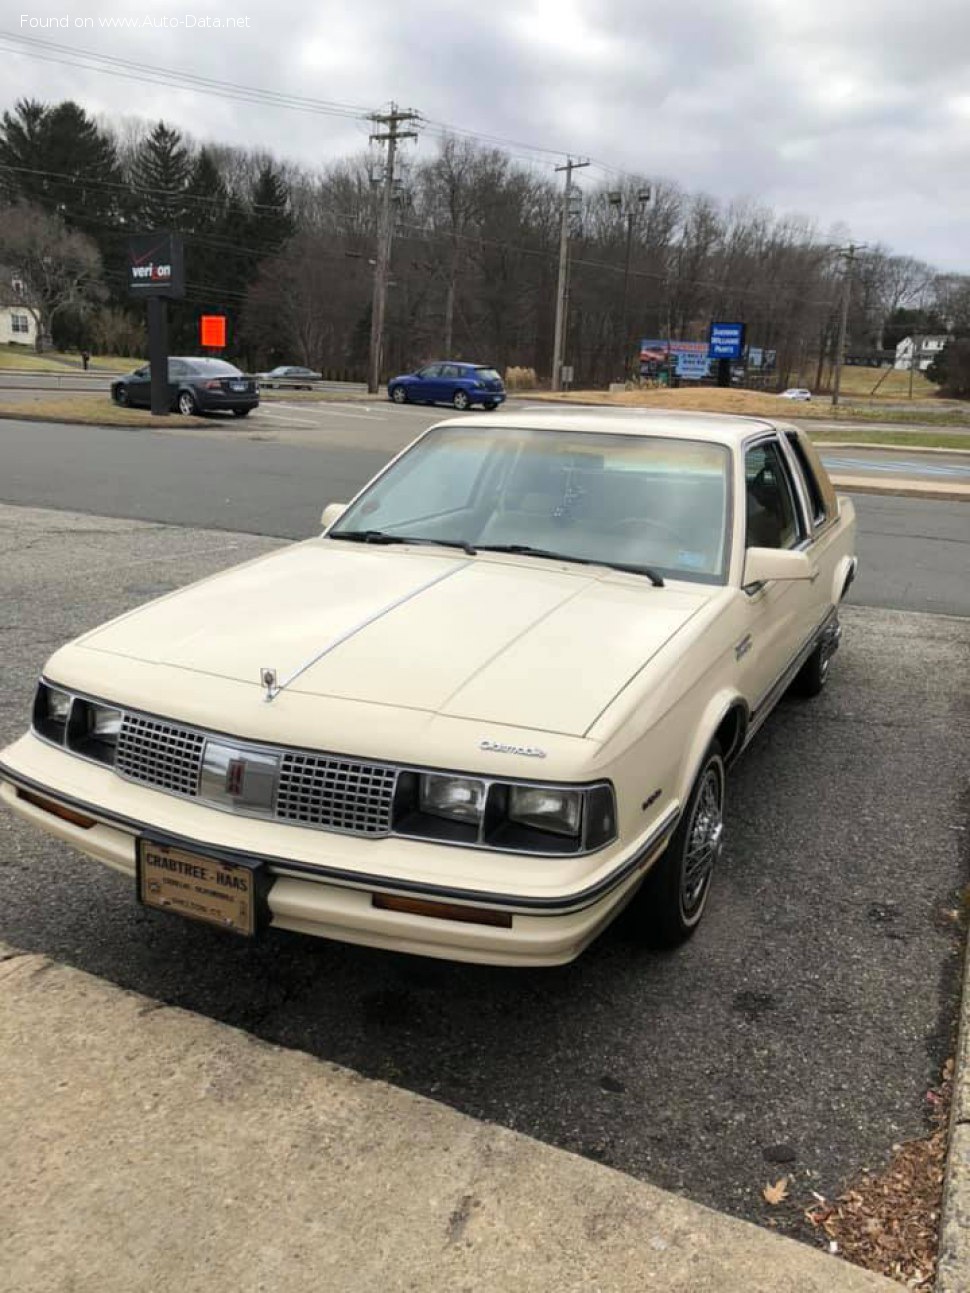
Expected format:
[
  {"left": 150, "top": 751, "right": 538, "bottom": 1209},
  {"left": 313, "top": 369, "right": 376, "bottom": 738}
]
[{"left": 261, "top": 667, "right": 278, "bottom": 702}]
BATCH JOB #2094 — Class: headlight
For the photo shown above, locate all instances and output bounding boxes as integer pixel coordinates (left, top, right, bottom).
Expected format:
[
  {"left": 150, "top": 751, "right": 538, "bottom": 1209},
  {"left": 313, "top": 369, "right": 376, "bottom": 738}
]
[
  {"left": 68, "top": 699, "right": 122, "bottom": 765},
  {"left": 395, "top": 771, "right": 616, "bottom": 854},
  {"left": 33, "top": 682, "right": 72, "bottom": 742},
  {"left": 508, "top": 786, "right": 581, "bottom": 836},
  {"left": 419, "top": 774, "right": 485, "bottom": 824}
]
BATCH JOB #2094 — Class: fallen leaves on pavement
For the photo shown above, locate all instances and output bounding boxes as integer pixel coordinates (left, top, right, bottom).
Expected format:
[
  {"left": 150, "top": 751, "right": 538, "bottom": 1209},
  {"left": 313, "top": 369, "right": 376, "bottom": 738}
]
[
  {"left": 804, "top": 1058, "right": 953, "bottom": 1289},
  {"left": 762, "top": 1177, "right": 789, "bottom": 1205}
]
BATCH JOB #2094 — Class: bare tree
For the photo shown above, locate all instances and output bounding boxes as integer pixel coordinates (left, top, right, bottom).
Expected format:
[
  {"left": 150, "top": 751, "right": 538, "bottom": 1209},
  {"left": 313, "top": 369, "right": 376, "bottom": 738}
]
[{"left": 0, "top": 200, "right": 102, "bottom": 350}]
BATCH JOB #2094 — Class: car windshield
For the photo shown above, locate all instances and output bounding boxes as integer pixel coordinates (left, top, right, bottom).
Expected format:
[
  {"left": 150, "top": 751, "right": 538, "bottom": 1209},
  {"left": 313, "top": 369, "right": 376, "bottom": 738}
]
[{"left": 331, "top": 426, "right": 732, "bottom": 584}]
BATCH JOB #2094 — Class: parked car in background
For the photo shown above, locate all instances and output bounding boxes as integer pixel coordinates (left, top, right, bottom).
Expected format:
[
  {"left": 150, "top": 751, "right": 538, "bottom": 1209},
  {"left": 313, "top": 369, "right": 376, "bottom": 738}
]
[
  {"left": 779, "top": 388, "right": 813, "bottom": 401},
  {"left": 111, "top": 358, "right": 259, "bottom": 417},
  {"left": 388, "top": 362, "right": 506, "bottom": 410},
  {"left": 0, "top": 410, "right": 857, "bottom": 967},
  {"left": 256, "top": 365, "right": 322, "bottom": 389}
]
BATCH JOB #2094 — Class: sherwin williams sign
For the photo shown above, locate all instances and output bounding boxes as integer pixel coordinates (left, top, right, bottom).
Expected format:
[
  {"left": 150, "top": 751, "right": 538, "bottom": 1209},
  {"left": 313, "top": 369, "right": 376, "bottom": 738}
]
[
  {"left": 640, "top": 339, "right": 711, "bottom": 379},
  {"left": 127, "top": 232, "right": 185, "bottom": 298},
  {"left": 708, "top": 322, "right": 746, "bottom": 360}
]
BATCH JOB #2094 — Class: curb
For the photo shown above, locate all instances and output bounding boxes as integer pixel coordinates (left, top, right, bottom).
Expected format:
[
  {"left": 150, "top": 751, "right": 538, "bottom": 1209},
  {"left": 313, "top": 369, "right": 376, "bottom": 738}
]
[
  {"left": 827, "top": 475, "right": 970, "bottom": 504},
  {"left": 819, "top": 442, "right": 970, "bottom": 457},
  {"left": 937, "top": 919, "right": 970, "bottom": 1292},
  {"left": 0, "top": 943, "right": 897, "bottom": 1293}
]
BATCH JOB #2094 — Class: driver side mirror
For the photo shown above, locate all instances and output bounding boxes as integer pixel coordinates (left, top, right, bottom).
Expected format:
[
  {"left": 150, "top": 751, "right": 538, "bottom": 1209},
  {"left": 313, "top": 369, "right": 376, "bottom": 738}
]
[
  {"left": 320, "top": 502, "right": 347, "bottom": 530},
  {"left": 743, "top": 547, "right": 816, "bottom": 587}
]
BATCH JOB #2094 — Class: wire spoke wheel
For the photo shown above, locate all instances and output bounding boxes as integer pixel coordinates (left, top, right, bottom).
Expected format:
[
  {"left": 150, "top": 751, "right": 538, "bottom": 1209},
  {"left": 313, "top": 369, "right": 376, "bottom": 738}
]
[{"left": 680, "top": 764, "right": 724, "bottom": 921}]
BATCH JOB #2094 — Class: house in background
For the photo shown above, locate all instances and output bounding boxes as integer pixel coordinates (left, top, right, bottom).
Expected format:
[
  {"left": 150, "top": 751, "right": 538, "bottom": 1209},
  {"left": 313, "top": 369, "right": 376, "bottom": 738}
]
[
  {"left": 0, "top": 265, "right": 37, "bottom": 348},
  {"left": 894, "top": 335, "right": 948, "bottom": 371}
]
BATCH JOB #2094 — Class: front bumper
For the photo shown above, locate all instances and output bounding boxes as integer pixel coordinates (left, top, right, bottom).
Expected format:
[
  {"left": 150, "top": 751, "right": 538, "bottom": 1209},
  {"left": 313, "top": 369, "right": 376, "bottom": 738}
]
[{"left": 0, "top": 733, "right": 676, "bottom": 967}]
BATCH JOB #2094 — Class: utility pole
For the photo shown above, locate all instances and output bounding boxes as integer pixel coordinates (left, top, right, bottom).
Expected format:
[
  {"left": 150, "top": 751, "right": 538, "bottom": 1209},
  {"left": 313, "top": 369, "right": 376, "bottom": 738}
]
[
  {"left": 551, "top": 157, "right": 588, "bottom": 391},
  {"left": 831, "top": 243, "right": 865, "bottom": 408},
  {"left": 367, "top": 104, "right": 419, "bottom": 395},
  {"left": 909, "top": 333, "right": 919, "bottom": 399}
]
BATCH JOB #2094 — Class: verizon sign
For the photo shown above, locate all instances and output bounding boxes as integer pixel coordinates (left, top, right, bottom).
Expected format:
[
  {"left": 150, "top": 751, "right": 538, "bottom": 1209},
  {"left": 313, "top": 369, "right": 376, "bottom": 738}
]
[{"left": 127, "top": 232, "right": 185, "bottom": 298}]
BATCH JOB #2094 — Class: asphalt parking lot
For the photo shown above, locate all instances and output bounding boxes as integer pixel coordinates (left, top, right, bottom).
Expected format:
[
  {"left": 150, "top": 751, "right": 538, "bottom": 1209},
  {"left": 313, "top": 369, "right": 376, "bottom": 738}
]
[
  {"left": 1, "top": 502, "right": 967, "bottom": 1241},
  {"left": 1, "top": 412, "right": 968, "bottom": 615}
]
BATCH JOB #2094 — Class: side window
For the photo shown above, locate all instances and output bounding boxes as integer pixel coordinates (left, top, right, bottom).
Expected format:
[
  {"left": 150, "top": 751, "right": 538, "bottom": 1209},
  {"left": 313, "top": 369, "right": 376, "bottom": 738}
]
[
  {"left": 417, "top": 365, "right": 440, "bottom": 379},
  {"left": 168, "top": 360, "right": 188, "bottom": 378},
  {"left": 785, "top": 432, "right": 828, "bottom": 527},
  {"left": 439, "top": 364, "right": 461, "bottom": 378},
  {"left": 744, "top": 441, "right": 804, "bottom": 549}
]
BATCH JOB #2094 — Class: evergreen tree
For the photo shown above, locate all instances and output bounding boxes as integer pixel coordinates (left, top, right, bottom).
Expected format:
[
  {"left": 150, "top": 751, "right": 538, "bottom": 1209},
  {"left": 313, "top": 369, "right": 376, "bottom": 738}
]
[
  {"left": 0, "top": 99, "right": 49, "bottom": 207},
  {"left": 0, "top": 99, "right": 121, "bottom": 235},
  {"left": 186, "top": 147, "right": 228, "bottom": 233},
  {"left": 129, "top": 122, "right": 191, "bottom": 229},
  {"left": 246, "top": 162, "right": 295, "bottom": 262}
]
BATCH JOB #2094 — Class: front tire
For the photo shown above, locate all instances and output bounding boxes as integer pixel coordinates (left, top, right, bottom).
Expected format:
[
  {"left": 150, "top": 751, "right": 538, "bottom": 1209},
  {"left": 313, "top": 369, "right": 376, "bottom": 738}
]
[
  {"left": 113, "top": 385, "right": 129, "bottom": 406},
  {"left": 630, "top": 743, "right": 725, "bottom": 948},
  {"left": 177, "top": 390, "right": 198, "bottom": 416},
  {"left": 453, "top": 390, "right": 470, "bottom": 411},
  {"left": 391, "top": 386, "right": 408, "bottom": 404}
]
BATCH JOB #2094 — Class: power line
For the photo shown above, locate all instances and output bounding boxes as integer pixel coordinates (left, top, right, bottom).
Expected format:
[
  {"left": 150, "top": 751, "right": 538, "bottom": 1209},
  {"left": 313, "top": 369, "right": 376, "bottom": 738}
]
[{"left": 0, "top": 31, "right": 369, "bottom": 120}]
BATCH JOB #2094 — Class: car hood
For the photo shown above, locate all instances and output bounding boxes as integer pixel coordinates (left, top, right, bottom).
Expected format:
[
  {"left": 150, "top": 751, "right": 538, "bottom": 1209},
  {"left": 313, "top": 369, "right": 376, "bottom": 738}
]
[{"left": 75, "top": 540, "right": 712, "bottom": 737}]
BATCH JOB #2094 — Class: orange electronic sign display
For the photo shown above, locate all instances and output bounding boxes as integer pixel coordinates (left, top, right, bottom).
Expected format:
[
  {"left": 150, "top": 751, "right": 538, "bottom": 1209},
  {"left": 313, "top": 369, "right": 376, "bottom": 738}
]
[{"left": 200, "top": 315, "right": 226, "bottom": 348}]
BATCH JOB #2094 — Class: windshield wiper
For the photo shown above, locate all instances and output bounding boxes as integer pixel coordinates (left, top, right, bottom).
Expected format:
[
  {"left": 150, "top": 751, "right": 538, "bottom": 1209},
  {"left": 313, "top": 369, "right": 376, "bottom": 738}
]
[
  {"left": 330, "top": 530, "right": 478, "bottom": 556},
  {"left": 475, "top": 544, "right": 664, "bottom": 587}
]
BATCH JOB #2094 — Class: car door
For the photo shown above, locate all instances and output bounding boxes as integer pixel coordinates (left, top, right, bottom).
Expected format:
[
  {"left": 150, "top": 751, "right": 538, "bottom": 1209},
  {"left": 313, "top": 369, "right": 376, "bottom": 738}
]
[
  {"left": 127, "top": 366, "right": 151, "bottom": 406},
  {"left": 413, "top": 365, "right": 442, "bottom": 403},
  {"left": 736, "top": 435, "right": 818, "bottom": 718},
  {"left": 168, "top": 359, "right": 189, "bottom": 406},
  {"left": 437, "top": 363, "right": 463, "bottom": 403}
]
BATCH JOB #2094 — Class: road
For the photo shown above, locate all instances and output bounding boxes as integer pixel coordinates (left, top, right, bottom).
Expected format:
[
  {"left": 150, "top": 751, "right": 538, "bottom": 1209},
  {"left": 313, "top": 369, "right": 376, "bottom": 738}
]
[
  {"left": 0, "top": 503, "right": 967, "bottom": 1242},
  {"left": 1, "top": 413, "right": 968, "bottom": 615}
]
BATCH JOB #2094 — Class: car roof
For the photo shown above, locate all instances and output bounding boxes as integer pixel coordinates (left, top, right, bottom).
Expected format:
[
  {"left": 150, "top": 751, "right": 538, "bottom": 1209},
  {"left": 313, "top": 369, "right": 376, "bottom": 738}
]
[
  {"left": 435, "top": 407, "right": 789, "bottom": 446},
  {"left": 425, "top": 360, "right": 493, "bottom": 369}
]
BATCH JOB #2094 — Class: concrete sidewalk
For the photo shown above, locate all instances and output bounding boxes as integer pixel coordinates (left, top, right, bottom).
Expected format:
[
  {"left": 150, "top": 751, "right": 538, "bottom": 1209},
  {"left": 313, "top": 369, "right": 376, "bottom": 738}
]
[{"left": 0, "top": 945, "right": 895, "bottom": 1293}]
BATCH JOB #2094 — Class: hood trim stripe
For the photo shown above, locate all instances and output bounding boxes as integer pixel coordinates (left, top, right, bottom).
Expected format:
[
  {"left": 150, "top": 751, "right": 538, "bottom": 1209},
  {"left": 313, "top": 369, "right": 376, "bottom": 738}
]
[{"left": 269, "top": 557, "right": 472, "bottom": 701}]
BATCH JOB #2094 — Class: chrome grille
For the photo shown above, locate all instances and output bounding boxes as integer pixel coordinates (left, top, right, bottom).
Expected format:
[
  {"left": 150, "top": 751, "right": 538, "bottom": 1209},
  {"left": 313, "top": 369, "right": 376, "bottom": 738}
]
[
  {"left": 276, "top": 752, "right": 396, "bottom": 834},
  {"left": 116, "top": 714, "right": 205, "bottom": 797}
]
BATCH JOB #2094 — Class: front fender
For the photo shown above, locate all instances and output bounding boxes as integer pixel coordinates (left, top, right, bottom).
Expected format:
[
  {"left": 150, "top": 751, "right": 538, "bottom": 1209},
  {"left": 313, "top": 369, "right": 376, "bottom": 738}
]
[{"left": 678, "top": 689, "right": 748, "bottom": 806}]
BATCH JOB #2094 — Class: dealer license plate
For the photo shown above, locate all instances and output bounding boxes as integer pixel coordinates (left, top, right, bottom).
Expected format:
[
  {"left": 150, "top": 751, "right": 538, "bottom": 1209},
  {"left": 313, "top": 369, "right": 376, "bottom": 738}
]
[
  {"left": 138, "top": 841, "right": 258, "bottom": 936},
  {"left": 230, "top": 381, "right": 247, "bottom": 391}
]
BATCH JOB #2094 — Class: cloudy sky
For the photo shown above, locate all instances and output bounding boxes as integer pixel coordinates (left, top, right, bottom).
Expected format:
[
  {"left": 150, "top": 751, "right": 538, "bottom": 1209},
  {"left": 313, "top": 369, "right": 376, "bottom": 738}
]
[{"left": 3, "top": 0, "right": 968, "bottom": 270}]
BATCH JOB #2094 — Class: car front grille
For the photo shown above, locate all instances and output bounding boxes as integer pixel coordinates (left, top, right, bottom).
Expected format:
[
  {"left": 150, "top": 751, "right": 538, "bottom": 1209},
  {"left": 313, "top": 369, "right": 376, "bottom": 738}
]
[
  {"left": 116, "top": 713, "right": 206, "bottom": 797},
  {"left": 277, "top": 752, "right": 396, "bottom": 834},
  {"left": 114, "top": 711, "right": 397, "bottom": 836}
]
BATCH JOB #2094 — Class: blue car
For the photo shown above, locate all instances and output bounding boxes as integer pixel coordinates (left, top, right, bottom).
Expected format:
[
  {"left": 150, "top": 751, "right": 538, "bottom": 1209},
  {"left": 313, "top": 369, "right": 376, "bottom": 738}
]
[{"left": 387, "top": 361, "right": 506, "bottom": 411}]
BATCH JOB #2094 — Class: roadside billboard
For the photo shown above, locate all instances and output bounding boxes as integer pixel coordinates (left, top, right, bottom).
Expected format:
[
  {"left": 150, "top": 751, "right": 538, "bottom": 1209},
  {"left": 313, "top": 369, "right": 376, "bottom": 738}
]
[{"left": 639, "top": 339, "right": 710, "bottom": 380}]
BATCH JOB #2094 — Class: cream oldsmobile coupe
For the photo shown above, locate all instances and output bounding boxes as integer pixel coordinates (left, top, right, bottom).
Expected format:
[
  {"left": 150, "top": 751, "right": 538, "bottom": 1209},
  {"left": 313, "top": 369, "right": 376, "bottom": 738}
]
[{"left": 0, "top": 412, "right": 857, "bottom": 966}]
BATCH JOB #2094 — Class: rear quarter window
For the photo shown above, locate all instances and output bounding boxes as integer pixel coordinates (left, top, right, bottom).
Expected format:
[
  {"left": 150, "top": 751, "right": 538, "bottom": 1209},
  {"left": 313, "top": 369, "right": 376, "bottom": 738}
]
[{"left": 785, "top": 431, "right": 831, "bottom": 526}]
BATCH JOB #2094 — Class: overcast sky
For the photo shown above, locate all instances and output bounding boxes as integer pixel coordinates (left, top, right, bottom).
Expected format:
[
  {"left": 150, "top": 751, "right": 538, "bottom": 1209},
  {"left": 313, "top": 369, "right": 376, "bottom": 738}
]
[{"left": 4, "top": 0, "right": 968, "bottom": 270}]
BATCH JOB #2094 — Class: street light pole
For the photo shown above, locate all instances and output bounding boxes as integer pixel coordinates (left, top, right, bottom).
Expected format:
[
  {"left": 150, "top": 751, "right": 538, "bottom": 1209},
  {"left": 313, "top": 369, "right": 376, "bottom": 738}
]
[{"left": 609, "top": 187, "right": 650, "bottom": 382}]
